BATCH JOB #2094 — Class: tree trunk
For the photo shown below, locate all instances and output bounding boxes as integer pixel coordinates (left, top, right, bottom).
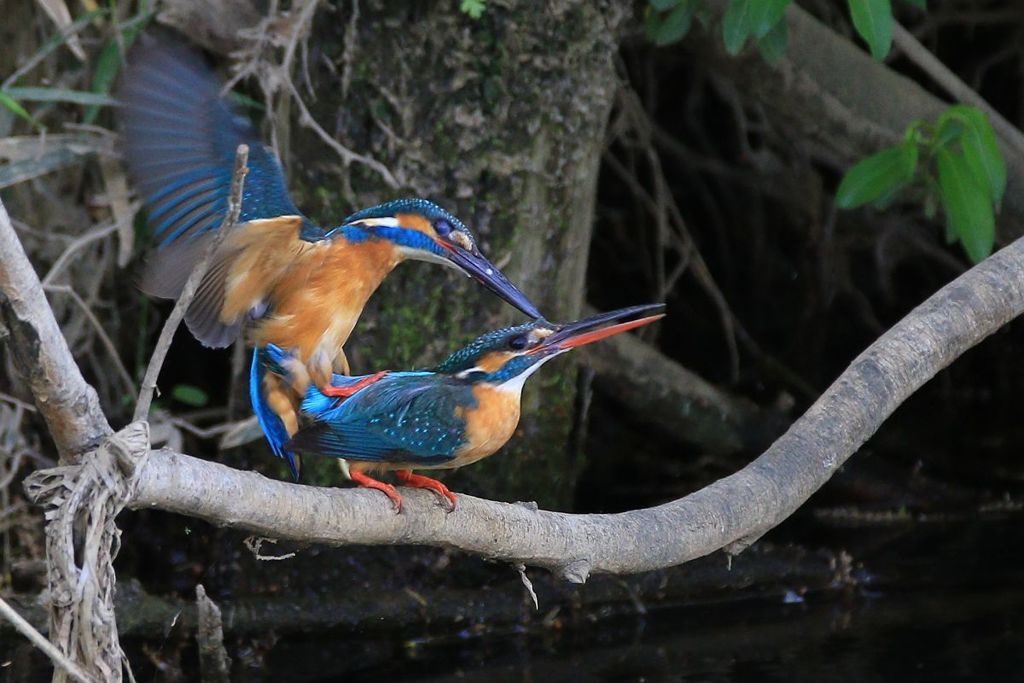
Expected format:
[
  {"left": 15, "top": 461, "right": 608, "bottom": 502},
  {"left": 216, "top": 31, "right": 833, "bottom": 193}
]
[{"left": 278, "top": 1, "right": 627, "bottom": 506}]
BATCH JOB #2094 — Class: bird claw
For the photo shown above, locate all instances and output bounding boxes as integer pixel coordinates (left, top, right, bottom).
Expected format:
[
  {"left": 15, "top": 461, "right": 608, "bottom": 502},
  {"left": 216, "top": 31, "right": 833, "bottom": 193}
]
[
  {"left": 350, "top": 470, "right": 404, "bottom": 513},
  {"left": 396, "top": 470, "right": 458, "bottom": 513}
]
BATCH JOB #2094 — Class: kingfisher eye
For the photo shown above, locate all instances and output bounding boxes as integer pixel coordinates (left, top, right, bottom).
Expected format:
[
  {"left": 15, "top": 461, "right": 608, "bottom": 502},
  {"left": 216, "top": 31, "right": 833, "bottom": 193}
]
[
  {"left": 508, "top": 335, "right": 529, "bottom": 351},
  {"left": 434, "top": 219, "right": 453, "bottom": 237}
]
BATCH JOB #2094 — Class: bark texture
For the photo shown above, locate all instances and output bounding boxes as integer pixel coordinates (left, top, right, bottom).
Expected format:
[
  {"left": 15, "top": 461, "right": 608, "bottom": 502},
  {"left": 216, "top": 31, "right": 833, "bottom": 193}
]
[{"left": 289, "top": 1, "right": 628, "bottom": 505}]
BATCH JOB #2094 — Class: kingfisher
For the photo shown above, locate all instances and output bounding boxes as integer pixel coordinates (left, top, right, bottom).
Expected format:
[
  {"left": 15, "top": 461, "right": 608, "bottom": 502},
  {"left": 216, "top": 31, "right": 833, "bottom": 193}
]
[
  {"left": 117, "top": 33, "right": 541, "bottom": 439},
  {"left": 255, "top": 304, "right": 664, "bottom": 510}
]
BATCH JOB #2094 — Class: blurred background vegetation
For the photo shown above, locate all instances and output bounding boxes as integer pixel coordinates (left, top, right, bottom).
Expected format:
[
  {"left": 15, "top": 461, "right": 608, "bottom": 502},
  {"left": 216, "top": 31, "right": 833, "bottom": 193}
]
[{"left": 3, "top": 0, "right": 1024, "bottom": 679}]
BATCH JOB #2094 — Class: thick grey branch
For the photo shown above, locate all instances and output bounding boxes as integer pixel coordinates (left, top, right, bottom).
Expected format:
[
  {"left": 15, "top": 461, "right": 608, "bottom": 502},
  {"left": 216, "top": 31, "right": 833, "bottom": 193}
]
[
  {"left": 130, "top": 233, "right": 1024, "bottom": 579},
  {"left": 0, "top": 200, "right": 111, "bottom": 460}
]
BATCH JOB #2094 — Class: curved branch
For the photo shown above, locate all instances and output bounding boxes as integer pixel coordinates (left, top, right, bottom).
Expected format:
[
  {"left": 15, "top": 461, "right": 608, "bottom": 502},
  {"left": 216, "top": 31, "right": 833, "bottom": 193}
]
[
  {"left": 0, "top": 200, "right": 111, "bottom": 460},
  {"left": 130, "top": 234, "right": 1024, "bottom": 580}
]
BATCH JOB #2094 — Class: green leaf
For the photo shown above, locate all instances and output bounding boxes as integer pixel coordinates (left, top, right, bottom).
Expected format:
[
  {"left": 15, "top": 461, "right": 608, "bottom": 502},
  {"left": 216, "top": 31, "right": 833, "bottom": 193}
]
[
  {"left": 750, "top": 0, "right": 790, "bottom": 39},
  {"left": 0, "top": 92, "right": 37, "bottom": 127},
  {"left": 84, "top": 39, "right": 124, "bottom": 125},
  {"left": 848, "top": 0, "right": 893, "bottom": 61},
  {"left": 649, "top": 0, "right": 681, "bottom": 10},
  {"left": 459, "top": 0, "right": 485, "bottom": 19},
  {"left": 936, "top": 148, "right": 995, "bottom": 263},
  {"left": 648, "top": 1, "right": 695, "bottom": 46},
  {"left": 932, "top": 115, "right": 964, "bottom": 149},
  {"left": 836, "top": 143, "right": 917, "bottom": 209},
  {"left": 2, "top": 86, "right": 117, "bottom": 106},
  {"left": 722, "top": 0, "right": 755, "bottom": 55},
  {"left": 952, "top": 107, "right": 1006, "bottom": 206},
  {"left": 756, "top": 17, "right": 788, "bottom": 63},
  {"left": 171, "top": 384, "right": 209, "bottom": 408}
]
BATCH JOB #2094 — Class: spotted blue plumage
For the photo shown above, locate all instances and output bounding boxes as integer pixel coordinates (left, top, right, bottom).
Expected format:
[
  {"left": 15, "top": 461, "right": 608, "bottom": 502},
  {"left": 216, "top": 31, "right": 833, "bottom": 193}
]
[
  {"left": 434, "top": 321, "right": 541, "bottom": 373},
  {"left": 288, "top": 375, "right": 474, "bottom": 465}
]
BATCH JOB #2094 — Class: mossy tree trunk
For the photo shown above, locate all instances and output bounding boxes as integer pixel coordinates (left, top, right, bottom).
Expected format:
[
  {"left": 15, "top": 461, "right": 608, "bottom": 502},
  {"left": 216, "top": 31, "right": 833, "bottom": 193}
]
[{"left": 281, "top": 1, "right": 626, "bottom": 507}]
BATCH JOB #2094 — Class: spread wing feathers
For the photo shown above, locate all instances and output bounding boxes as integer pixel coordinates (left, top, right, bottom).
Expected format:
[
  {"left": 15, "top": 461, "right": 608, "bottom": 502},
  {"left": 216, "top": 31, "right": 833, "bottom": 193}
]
[
  {"left": 140, "top": 231, "right": 241, "bottom": 348},
  {"left": 118, "top": 32, "right": 318, "bottom": 244},
  {"left": 287, "top": 375, "right": 473, "bottom": 464}
]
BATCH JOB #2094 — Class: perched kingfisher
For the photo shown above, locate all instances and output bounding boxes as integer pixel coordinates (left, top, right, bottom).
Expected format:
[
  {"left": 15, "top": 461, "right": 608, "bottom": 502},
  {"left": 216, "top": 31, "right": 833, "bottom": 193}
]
[
  {"left": 117, "top": 33, "right": 541, "bottom": 439},
  {"left": 255, "top": 305, "right": 664, "bottom": 510}
]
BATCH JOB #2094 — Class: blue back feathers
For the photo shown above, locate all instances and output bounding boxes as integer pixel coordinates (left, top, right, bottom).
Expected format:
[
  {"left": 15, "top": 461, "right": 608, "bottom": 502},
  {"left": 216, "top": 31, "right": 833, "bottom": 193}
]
[{"left": 286, "top": 372, "right": 473, "bottom": 465}]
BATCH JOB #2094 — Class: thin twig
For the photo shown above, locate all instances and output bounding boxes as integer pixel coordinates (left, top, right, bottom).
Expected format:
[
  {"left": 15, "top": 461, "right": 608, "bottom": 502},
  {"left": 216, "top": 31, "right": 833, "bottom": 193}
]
[
  {"left": 891, "top": 21, "right": 1024, "bottom": 161},
  {"left": 40, "top": 222, "right": 118, "bottom": 287},
  {"left": 133, "top": 146, "right": 249, "bottom": 422},
  {"left": 44, "top": 284, "right": 135, "bottom": 397},
  {"left": 0, "top": 596, "right": 95, "bottom": 683}
]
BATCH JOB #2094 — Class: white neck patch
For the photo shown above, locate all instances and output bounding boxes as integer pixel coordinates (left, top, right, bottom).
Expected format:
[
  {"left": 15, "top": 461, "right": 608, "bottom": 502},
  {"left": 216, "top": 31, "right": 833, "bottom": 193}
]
[{"left": 494, "top": 354, "right": 559, "bottom": 396}]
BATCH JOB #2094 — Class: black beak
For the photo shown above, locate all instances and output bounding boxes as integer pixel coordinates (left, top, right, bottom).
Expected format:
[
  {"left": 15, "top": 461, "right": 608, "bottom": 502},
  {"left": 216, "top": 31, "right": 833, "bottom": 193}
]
[
  {"left": 534, "top": 304, "right": 666, "bottom": 353},
  {"left": 447, "top": 247, "right": 542, "bottom": 319}
]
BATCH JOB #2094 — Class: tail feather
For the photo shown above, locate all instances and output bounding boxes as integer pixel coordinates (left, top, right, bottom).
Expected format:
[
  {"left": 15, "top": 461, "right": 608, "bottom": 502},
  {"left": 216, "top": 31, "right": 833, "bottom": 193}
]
[{"left": 250, "top": 347, "right": 301, "bottom": 480}]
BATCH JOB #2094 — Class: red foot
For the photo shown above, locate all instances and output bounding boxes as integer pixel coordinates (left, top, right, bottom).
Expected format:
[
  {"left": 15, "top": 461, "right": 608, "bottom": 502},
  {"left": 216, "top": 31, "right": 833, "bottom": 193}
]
[
  {"left": 396, "top": 469, "right": 458, "bottom": 512},
  {"left": 322, "top": 371, "right": 390, "bottom": 399},
  {"left": 350, "top": 470, "right": 403, "bottom": 513}
]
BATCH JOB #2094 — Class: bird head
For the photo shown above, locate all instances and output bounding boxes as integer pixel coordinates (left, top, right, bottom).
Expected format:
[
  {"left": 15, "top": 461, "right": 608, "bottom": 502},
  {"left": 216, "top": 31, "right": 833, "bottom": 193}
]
[
  {"left": 435, "top": 304, "right": 665, "bottom": 394},
  {"left": 340, "top": 198, "right": 541, "bottom": 318}
]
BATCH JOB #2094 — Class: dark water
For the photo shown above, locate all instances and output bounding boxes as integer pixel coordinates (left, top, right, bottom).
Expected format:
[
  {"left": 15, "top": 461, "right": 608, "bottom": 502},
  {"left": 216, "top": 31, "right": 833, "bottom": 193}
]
[{"left": 5, "top": 517, "right": 1024, "bottom": 682}]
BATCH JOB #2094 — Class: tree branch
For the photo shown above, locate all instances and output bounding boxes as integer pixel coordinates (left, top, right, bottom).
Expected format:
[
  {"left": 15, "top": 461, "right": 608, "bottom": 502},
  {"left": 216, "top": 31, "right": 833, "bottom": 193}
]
[
  {"left": 0, "top": 200, "right": 111, "bottom": 461},
  {"left": 129, "top": 231, "right": 1024, "bottom": 579}
]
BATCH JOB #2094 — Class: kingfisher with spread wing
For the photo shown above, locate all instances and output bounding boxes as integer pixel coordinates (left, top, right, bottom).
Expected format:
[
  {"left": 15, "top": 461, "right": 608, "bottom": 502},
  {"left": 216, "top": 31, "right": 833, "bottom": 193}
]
[
  {"left": 256, "top": 305, "right": 664, "bottom": 510},
  {"left": 117, "top": 33, "right": 541, "bottom": 452}
]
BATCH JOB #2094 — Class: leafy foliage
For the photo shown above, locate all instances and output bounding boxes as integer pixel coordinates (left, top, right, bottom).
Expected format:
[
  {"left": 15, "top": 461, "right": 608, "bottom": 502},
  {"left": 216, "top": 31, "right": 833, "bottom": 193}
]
[
  {"left": 836, "top": 106, "right": 1006, "bottom": 263},
  {"left": 459, "top": 0, "right": 486, "bottom": 20}
]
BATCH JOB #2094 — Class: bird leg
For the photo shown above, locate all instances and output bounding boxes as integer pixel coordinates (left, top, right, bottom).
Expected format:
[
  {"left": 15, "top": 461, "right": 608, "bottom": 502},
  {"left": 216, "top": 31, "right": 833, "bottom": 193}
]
[
  {"left": 350, "top": 470, "right": 403, "bottom": 513},
  {"left": 321, "top": 371, "right": 390, "bottom": 399},
  {"left": 395, "top": 470, "right": 458, "bottom": 511}
]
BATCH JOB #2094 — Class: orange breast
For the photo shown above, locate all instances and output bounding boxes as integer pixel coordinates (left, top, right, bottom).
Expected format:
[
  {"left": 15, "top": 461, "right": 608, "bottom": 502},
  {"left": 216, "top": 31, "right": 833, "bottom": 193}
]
[
  {"left": 451, "top": 384, "right": 522, "bottom": 468},
  {"left": 252, "top": 238, "right": 397, "bottom": 384}
]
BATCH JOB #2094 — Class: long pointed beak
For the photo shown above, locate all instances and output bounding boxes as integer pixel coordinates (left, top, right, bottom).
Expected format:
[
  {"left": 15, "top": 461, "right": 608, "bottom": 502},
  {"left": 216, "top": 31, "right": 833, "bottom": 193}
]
[
  {"left": 446, "top": 247, "right": 542, "bottom": 319},
  {"left": 531, "top": 304, "right": 666, "bottom": 354}
]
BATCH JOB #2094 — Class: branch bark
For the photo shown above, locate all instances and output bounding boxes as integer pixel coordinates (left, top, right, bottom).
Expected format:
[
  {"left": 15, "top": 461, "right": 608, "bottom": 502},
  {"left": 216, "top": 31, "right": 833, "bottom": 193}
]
[
  {"left": 128, "top": 230, "right": 1024, "bottom": 579},
  {"left": 0, "top": 200, "right": 111, "bottom": 461}
]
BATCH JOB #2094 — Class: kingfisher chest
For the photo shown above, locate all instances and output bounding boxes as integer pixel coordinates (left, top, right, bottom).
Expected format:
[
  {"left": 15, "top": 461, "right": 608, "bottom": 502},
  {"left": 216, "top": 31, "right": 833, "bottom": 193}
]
[
  {"left": 252, "top": 239, "right": 398, "bottom": 362},
  {"left": 453, "top": 385, "right": 522, "bottom": 467}
]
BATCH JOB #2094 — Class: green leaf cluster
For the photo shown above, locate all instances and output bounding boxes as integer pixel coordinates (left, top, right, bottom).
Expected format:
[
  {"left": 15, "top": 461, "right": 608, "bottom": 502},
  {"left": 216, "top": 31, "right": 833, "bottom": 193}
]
[{"left": 836, "top": 106, "right": 1006, "bottom": 263}]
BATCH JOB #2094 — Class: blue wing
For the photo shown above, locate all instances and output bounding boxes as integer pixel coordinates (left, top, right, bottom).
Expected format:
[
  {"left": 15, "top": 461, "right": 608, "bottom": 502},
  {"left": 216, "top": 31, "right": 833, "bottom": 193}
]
[
  {"left": 118, "top": 32, "right": 317, "bottom": 247},
  {"left": 119, "top": 32, "right": 325, "bottom": 347},
  {"left": 288, "top": 375, "right": 474, "bottom": 465}
]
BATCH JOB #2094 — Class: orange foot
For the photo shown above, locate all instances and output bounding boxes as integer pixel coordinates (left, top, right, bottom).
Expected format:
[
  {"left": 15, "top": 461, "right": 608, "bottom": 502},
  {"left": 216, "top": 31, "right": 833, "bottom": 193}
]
[
  {"left": 350, "top": 470, "right": 403, "bottom": 513},
  {"left": 322, "top": 371, "right": 390, "bottom": 399},
  {"left": 396, "top": 469, "right": 458, "bottom": 512}
]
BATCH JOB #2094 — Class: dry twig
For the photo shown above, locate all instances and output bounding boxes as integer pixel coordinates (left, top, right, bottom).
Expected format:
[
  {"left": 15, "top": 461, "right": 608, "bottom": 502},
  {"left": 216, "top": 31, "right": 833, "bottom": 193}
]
[
  {"left": 132, "top": 145, "right": 249, "bottom": 422},
  {"left": 0, "top": 596, "right": 94, "bottom": 683}
]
